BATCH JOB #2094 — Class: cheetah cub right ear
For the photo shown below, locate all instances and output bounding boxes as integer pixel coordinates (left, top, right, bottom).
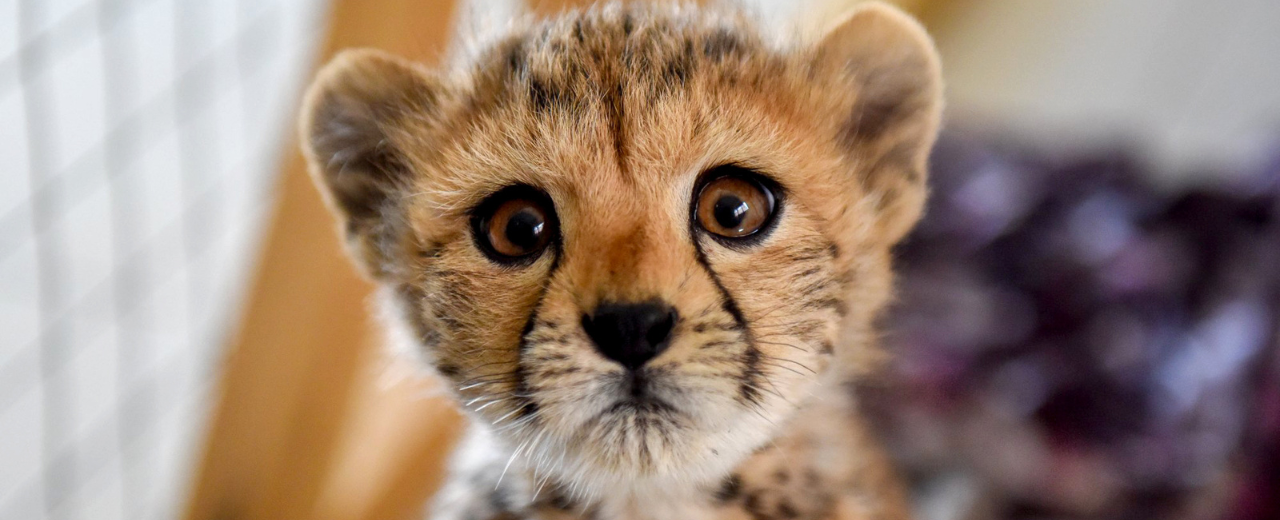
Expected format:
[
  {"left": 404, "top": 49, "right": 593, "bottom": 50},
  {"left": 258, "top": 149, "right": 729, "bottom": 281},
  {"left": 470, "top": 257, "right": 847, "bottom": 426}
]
[
  {"left": 299, "top": 49, "right": 448, "bottom": 281},
  {"left": 813, "top": 1, "right": 943, "bottom": 245}
]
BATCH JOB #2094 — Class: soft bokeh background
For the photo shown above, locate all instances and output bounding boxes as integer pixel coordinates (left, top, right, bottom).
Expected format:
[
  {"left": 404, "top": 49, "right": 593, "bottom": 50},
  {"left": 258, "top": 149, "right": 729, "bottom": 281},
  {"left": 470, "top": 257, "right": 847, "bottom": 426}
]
[{"left": 0, "top": 1, "right": 1276, "bottom": 519}]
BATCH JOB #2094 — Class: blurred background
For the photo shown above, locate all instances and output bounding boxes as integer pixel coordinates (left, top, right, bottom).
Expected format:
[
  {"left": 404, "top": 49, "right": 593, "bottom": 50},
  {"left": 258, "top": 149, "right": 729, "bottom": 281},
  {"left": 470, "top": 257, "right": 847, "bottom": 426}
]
[{"left": 0, "top": 1, "right": 1276, "bottom": 520}]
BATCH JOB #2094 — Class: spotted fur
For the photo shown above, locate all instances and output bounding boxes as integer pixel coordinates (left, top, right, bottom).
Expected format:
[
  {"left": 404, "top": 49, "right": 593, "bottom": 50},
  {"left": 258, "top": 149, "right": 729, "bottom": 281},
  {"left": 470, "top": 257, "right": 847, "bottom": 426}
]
[{"left": 300, "top": 2, "right": 941, "bottom": 519}]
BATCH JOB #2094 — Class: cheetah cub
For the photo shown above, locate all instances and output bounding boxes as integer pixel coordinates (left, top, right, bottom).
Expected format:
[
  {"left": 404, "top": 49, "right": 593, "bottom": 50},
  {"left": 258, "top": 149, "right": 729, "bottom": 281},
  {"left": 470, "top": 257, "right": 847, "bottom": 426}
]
[{"left": 301, "top": 2, "right": 941, "bottom": 519}]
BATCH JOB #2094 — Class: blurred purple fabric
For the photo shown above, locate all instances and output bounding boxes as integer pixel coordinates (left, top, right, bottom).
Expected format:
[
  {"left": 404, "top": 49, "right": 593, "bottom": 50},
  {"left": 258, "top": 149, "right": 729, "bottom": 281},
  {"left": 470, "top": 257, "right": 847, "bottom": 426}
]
[{"left": 869, "top": 130, "right": 1280, "bottom": 520}]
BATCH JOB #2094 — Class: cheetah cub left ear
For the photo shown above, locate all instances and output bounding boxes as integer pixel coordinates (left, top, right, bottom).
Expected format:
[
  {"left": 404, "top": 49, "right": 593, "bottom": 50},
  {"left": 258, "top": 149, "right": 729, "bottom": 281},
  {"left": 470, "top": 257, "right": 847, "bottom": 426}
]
[
  {"left": 299, "top": 49, "right": 448, "bottom": 281},
  {"left": 813, "top": 1, "right": 944, "bottom": 245}
]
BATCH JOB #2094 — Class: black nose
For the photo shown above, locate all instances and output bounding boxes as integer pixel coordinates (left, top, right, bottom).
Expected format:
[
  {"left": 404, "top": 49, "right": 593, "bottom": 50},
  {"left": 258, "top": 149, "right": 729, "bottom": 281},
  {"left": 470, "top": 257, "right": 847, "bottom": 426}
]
[{"left": 581, "top": 301, "right": 678, "bottom": 370}]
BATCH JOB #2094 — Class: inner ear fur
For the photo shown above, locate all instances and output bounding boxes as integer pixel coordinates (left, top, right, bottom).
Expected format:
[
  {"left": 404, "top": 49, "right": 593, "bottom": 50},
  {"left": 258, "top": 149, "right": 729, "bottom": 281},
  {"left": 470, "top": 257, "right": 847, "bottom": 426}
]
[
  {"left": 813, "top": 2, "right": 943, "bottom": 245},
  {"left": 300, "top": 48, "right": 443, "bottom": 280}
]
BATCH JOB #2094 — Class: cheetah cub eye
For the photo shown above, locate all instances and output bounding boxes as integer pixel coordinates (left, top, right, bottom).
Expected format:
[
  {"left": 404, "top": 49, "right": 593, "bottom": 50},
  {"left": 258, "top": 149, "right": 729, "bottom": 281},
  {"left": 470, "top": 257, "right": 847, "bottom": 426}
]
[
  {"left": 694, "top": 165, "right": 780, "bottom": 243},
  {"left": 471, "top": 186, "right": 558, "bottom": 265}
]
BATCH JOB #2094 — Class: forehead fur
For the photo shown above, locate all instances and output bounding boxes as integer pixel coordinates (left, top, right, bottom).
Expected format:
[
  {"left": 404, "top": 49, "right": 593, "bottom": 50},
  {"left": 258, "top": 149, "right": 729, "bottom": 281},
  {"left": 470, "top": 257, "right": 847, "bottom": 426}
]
[
  {"left": 466, "top": 3, "right": 776, "bottom": 120},
  {"left": 399, "top": 4, "right": 858, "bottom": 236}
]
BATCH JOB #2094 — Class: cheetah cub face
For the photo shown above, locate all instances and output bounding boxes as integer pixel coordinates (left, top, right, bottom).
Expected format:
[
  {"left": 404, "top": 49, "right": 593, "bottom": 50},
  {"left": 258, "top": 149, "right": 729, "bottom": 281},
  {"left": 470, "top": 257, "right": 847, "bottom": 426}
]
[{"left": 301, "top": 1, "right": 940, "bottom": 500}]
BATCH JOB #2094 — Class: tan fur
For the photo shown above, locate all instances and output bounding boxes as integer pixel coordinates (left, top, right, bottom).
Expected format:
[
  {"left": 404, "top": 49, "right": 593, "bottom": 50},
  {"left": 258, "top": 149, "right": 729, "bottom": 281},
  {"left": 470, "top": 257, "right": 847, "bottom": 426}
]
[{"left": 300, "top": 2, "right": 942, "bottom": 519}]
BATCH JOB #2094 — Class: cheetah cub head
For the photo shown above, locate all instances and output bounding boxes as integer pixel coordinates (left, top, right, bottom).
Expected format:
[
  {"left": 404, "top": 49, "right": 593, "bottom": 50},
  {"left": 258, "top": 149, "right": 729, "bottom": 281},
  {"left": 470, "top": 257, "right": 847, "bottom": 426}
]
[{"left": 301, "top": 1, "right": 940, "bottom": 498}]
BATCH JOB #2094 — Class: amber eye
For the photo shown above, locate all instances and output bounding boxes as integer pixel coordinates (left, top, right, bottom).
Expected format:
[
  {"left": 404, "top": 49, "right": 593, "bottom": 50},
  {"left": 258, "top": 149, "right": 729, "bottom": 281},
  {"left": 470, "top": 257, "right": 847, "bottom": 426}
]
[
  {"left": 695, "top": 168, "right": 778, "bottom": 241},
  {"left": 472, "top": 186, "right": 557, "bottom": 264}
]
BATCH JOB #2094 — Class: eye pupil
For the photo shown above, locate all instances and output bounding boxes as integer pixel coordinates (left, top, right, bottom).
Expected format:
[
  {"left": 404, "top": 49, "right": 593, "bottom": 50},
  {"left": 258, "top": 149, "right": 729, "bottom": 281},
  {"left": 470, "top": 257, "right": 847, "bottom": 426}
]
[
  {"left": 714, "top": 195, "right": 749, "bottom": 230},
  {"left": 505, "top": 209, "right": 545, "bottom": 250},
  {"left": 694, "top": 168, "right": 779, "bottom": 242}
]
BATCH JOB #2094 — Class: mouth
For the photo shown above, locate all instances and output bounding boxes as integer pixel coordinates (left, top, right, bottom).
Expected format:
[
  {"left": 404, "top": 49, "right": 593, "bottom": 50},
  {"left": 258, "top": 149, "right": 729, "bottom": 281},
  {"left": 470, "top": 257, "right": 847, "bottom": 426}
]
[{"left": 610, "top": 370, "right": 677, "bottom": 415}]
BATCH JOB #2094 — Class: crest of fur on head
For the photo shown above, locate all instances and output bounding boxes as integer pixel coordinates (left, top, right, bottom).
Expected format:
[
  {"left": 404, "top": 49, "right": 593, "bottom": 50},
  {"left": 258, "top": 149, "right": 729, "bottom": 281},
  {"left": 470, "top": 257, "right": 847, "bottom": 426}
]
[{"left": 301, "top": 0, "right": 940, "bottom": 507}]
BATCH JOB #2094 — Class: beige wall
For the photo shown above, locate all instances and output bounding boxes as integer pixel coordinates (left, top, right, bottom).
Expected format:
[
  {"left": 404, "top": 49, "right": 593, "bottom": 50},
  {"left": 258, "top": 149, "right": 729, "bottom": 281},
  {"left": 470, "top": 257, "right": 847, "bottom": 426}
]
[{"left": 933, "top": 0, "right": 1280, "bottom": 181}]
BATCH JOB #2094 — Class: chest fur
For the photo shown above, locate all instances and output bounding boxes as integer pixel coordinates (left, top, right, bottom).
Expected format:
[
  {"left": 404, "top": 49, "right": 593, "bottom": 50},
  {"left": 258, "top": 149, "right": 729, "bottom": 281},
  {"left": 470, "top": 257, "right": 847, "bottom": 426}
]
[{"left": 431, "top": 392, "right": 908, "bottom": 520}]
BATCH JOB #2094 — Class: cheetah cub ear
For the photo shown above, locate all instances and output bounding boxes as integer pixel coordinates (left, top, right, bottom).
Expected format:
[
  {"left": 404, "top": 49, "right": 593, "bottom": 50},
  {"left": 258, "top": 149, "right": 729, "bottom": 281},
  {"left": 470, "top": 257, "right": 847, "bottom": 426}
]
[
  {"left": 813, "top": 2, "right": 943, "bottom": 245},
  {"left": 299, "top": 49, "right": 445, "bottom": 280}
]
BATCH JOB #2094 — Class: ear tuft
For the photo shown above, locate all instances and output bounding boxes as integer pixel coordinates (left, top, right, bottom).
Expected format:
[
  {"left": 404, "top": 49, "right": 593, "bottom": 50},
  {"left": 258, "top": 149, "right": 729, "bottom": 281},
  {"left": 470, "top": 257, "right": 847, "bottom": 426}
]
[
  {"left": 814, "top": 2, "right": 943, "bottom": 244},
  {"left": 300, "top": 48, "right": 443, "bottom": 279}
]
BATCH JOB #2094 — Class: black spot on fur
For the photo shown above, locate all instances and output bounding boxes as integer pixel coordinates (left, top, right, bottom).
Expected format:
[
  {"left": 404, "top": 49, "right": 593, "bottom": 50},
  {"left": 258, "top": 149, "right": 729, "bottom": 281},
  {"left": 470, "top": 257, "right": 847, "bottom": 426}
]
[
  {"left": 714, "top": 474, "right": 743, "bottom": 503},
  {"left": 541, "top": 484, "right": 576, "bottom": 511},
  {"left": 819, "top": 341, "right": 835, "bottom": 355},
  {"left": 660, "top": 38, "right": 696, "bottom": 92},
  {"left": 529, "top": 75, "right": 568, "bottom": 112},
  {"left": 344, "top": 218, "right": 363, "bottom": 240},
  {"left": 622, "top": 12, "right": 635, "bottom": 35},
  {"left": 744, "top": 492, "right": 765, "bottom": 517},
  {"left": 702, "top": 28, "right": 745, "bottom": 61},
  {"left": 777, "top": 499, "right": 800, "bottom": 519},
  {"left": 504, "top": 39, "right": 527, "bottom": 77},
  {"left": 437, "top": 363, "right": 461, "bottom": 378}
]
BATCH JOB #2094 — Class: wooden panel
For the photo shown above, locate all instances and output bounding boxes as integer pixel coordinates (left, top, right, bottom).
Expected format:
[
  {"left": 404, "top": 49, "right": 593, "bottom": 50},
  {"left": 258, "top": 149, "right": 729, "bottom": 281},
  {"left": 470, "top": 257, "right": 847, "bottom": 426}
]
[{"left": 182, "top": 1, "right": 461, "bottom": 519}]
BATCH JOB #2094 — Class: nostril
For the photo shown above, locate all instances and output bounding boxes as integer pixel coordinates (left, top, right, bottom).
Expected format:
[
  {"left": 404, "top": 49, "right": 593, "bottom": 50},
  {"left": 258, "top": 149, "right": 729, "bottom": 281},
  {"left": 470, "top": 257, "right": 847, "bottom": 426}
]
[
  {"left": 582, "top": 301, "right": 679, "bottom": 370},
  {"left": 645, "top": 309, "right": 676, "bottom": 347}
]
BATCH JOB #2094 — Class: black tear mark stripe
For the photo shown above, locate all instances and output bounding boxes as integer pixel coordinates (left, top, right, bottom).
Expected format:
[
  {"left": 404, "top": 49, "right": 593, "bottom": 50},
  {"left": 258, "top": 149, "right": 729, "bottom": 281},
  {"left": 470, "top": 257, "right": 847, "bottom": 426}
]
[
  {"left": 687, "top": 232, "right": 763, "bottom": 407},
  {"left": 513, "top": 243, "right": 564, "bottom": 419}
]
